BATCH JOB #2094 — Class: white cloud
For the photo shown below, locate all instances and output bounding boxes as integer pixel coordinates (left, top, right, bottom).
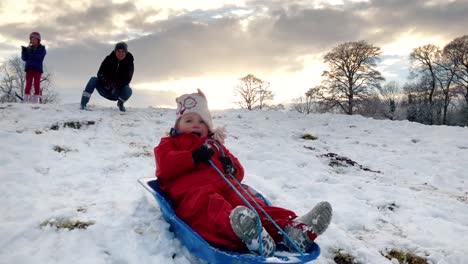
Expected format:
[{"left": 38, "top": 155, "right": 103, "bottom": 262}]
[{"left": 134, "top": 0, "right": 246, "bottom": 11}]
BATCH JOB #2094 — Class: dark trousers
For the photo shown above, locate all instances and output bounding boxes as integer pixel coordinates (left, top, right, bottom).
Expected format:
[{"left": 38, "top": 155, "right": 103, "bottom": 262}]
[{"left": 81, "top": 77, "right": 132, "bottom": 106}]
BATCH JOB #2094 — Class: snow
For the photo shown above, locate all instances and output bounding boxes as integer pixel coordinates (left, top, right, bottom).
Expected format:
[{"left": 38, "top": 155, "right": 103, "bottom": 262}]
[{"left": 1, "top": 103, "right": 467, "bottom": 264}]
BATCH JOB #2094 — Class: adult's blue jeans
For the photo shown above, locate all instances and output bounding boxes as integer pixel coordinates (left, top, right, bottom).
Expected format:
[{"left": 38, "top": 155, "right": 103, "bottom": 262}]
[{"left": 80, "top": 77, "right": 132, "bottom": 107}]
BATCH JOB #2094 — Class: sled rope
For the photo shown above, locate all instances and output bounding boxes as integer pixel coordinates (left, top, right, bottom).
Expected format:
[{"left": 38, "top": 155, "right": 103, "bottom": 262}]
[{"left": 205, "top": 139, "right": 305, "bottom": 257}]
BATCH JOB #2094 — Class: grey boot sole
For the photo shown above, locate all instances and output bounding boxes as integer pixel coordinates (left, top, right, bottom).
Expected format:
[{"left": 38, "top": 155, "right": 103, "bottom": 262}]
[
  {"left": 284, "top": 224, "right": 314, "bottom": 252},
  {"left": 296, "top": 201, "right": 332, "bottom": 235},
  {"left": 230, "top": 206, "right": 276, "bottom": 257}
]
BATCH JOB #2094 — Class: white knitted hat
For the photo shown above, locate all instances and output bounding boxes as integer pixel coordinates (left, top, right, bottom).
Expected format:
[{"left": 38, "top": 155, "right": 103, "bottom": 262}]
[{"left": 175, "top": 89, "right": 214, "bottom": 131}]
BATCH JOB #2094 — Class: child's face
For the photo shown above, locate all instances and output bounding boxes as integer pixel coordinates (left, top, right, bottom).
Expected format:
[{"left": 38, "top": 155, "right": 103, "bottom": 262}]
[
  {"left": 177, "top": 113, "right": 209, "bottom": 138},
  {"left": 30, "top": 37, "right": 39, "bottom": 46}
]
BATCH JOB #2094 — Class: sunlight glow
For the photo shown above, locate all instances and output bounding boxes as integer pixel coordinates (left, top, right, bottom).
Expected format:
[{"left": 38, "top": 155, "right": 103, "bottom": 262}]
[
  {"left": 113, "top": 13, "right": 134, "bottom": 28},
  {"left": 145, "top": 11, "right": 169, "bottom": 23},
  {"left": 134, "top": 76, "right": 239, "bottom": 110},
  {"left": 133, "top": 54, "right": 326, "bottom": 110},
  {"left": 380, "top": 31, "right": 448, "bottom": 56},
  {"left": 424, "top": 0, "right": 458, "bottom": 7}
]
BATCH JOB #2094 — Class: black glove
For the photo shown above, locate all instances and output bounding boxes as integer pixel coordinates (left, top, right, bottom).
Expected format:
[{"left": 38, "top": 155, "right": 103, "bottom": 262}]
[
  {"left": 110, "top": 84, "right": 119, "bottom": 95},
  {"left": 97, "top": 73, "right": 105, "bottom": 81},
  {"left": 192, "top": 144, "right": 214, "bottom": 163},
  {"left": 219, "top": 156, "right": 237, "bottom": 175},
  {"left": 21, "top": 46, "right": 27, "bottom": 52},
  {"left": 98, "top": 74, "right": 111, "bottom": 88},
  {"left": 101, "top": 82, "right": 116, "bottom": 91}
]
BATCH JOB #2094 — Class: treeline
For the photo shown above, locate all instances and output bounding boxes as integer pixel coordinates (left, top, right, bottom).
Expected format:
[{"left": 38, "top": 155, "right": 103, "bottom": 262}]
[
  {"left": 2, "top": 34, "right": 467, "bottom": 126},
  {"left": 236, "top": 35, "right": 468, "bottom": 127},
  {"left": 0, "top": 56, "right": 57, "bottom": 103}
]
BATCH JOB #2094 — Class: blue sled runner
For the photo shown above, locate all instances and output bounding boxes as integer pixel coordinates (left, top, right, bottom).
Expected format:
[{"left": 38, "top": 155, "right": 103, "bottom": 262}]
[{"left": 138, "top": 178, "right": 320, "bottom": 264}]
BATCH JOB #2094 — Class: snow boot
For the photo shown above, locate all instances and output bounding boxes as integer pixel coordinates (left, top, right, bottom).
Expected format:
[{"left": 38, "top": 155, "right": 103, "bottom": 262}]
[
  {"left": 230, "top": 206, "right": 276, "bottom": 257},
  {"left": 33, "top": 95, "right": 41, "bottom": 104},
  {"left": 23, "top": 94, "right": 30, "bottom": 103},
  {"left": 80, "top": 92, "right": 91, "bottom": 110},
  {"left": 283, "top": 201, "right": 332, "bottom": 252},
  {"left": 117, "top": 99, "right": 126, "bottom": 112}
]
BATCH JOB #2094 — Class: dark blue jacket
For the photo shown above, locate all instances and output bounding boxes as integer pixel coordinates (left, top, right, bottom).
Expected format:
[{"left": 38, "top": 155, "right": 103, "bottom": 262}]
[{"left": 21, "top": 45, "right": 47, "bottom": 73}]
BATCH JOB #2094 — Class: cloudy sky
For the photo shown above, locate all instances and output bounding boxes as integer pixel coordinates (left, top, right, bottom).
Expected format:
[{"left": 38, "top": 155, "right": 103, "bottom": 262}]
[{"left": 0, "top": 0, "right": 467, "bottom": 109}]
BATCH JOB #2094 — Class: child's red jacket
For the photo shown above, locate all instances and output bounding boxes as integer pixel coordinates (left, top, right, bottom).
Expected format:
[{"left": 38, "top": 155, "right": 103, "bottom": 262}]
[
  {"left": 155, "top": 132, "right": 244, "bottom": 210},
  {"left": 154, "top": 132, "right": 296, "bottom": 251}
]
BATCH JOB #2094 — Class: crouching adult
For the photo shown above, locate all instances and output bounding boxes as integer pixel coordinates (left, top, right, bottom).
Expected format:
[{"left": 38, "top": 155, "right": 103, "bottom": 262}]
[{"left": 80, "top": 41, "right": 134, "bottom": 112}]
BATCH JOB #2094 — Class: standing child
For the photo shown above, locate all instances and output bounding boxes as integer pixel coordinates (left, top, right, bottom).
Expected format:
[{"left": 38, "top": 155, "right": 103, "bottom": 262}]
[
  {"left": 154, "top": 89, "right": 332, "bottom": 257},
  {"left": 21, "top": 32, "right": 46, "bottom": 103}
]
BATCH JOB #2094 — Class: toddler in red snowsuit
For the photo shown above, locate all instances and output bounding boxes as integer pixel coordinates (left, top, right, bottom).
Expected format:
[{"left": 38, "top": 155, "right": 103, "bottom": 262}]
[{"left": 154, "top": 89, "right": 332, "bottom": 256}]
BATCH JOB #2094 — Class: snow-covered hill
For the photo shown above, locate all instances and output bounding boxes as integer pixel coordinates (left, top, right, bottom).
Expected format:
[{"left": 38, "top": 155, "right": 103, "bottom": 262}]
[{"left": 1, "top": 103, "right": 467, "bottom": 264}]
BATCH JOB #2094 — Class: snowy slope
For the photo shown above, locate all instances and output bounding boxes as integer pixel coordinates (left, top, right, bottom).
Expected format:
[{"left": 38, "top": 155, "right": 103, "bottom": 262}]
[{"left": 0, "top": 103, "right": 467, "bottom": 264}]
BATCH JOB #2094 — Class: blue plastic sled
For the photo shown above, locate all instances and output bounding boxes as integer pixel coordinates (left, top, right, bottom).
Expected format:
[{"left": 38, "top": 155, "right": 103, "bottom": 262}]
[{"left": 138, "top": 178, "right": 320, "bottom": 264}]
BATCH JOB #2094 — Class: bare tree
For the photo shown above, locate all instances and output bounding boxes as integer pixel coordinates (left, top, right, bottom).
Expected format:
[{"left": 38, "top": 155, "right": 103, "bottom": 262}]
[
  {"left": 0, "top": 55, "right": 56, "bottom": 103},
  {"left": 403, "top": 77, "right": 438, "bottom": 124},
  {"left": 291, "top": 96, "right": 308, "bottom": 114},
  {"left": 355, "top": 94, "right": 383, "bottom": 118},
  {"left": 409, "top": 43, "right": 462, "bottom": 125},
  {"left": 292, "top": 88, "right": 316, "bottom": 114},
  {"left": 409, "top": 44, "right": 442, "bottom": 124},
  {"left": 320, "top": 41, "right": 385, "bottom": 115},
  {"left": 0, "top": 63, "right": 16, "bottom": 102},
  {"left": 378, "top": 81, "right": 401, "bottom": 120},
  {"left": 443, "top": 35, "right": 468, "bottom": 105},
  {"left": 435, "top": 56, "right": 457, "bottom": 124},
  {"left": 235, "top": 74, "right": 273, "bottom": 110},
  {"left": 257, "top": 84, "right": 274, "bottom": 110},
  {"left": 40, "top": 72, "right": 58, "bottom": 103},
  {"left": 0, "top": 57, "right": 26, "bottom": 102}
]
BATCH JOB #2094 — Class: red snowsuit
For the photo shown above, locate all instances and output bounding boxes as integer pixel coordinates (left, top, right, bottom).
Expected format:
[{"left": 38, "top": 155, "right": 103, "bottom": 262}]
[{"left": 154, "top": 132, "right": 297, "bottom": 252}]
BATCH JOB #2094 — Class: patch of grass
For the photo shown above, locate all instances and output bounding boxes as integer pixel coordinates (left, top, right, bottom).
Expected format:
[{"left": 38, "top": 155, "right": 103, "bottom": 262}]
[
  {"left": 53, "top": 145, "right": 71, "bottom": 153},
  {"left": 456, "top": 195, "right": 467, "bottom": 203},
  {"left": 303, "top": 145, "right": 316, "bottom": 151},
  {"left": 383, "top": 249, "right": 428, "bottom": 264},
  {"left": 40, "top": 218, "right": 95, "bottom": 230},
  {"left": 378, "top": 202, "right": 399, "bottom": 212},
  {"left": 76, "top": 207, "right": 87, "bottom": 213},
  {"left": 131, "top": 151, "right": 153, "bottom": 158},
  {"left": 318, "top": 152, "right": 382, "bottom": 173},
  {"left": 50, "top": 120, "right": 96, "bottom": 130},
  {"left": 64, "top": 121, "right": 82, "bottom": 129},
  {"left": 333, "top": 250, "right": 356, "bottom": 264},
  {"left": 301, "top": 133, "right": 318, "bottom": 140}
]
